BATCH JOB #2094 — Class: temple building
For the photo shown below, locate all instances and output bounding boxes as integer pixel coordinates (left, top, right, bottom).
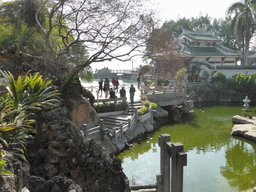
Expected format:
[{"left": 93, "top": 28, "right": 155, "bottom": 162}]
[{"left": 155, "top": 29, "right": 256, "bottom": 80}]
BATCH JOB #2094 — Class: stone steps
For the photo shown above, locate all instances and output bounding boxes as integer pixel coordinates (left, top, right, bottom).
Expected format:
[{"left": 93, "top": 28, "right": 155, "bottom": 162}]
[
  {"left": 102, "top": 116, "right": 129, "bottom": 130},
  {"left": 127, "top": 101, "right": 143, "bottom": 115}
]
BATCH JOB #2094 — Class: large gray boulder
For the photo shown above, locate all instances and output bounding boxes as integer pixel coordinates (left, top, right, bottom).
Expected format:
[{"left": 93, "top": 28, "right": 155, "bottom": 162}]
[
  {"left": 231, "top": 124, "right": 256, "bottom": 143},
  {"left": 232, "top": 115, "right": 255, "bottom": 124},
  {"left": 153, "top": 107, "right": 168, "bottom": 118}
]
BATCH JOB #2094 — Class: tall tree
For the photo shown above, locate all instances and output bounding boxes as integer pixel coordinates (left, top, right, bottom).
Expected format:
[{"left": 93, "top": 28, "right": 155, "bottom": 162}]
[
  {"left": 227, "top": 0, "right": 256, "bottom": 65},
  {"left": 0, "top": 0, "right": 155, "bottom": 90},
  {"left": 34, "top": 0, "right": 154, "bottom": 89}
]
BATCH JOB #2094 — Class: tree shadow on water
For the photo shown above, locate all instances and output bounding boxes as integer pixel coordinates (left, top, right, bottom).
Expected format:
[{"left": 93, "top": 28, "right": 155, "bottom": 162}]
[{"left": 220, "top": 138, "right": 256, "bottom": 191}]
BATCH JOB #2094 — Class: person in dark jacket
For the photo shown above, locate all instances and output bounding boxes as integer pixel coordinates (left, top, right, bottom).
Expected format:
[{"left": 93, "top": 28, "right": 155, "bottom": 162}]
[
  {"left": 98, "top": 79, "right": 103, "bottom": 96},
  {"left": 120, "top": 87, "right": 126, "bottom": 97},
  {"left": 104, "top": 77, "right": 110, "bottom": 98},
  {"left": 115, "top": 77, "right": 119, "bottom": 91},
  {"left": 109, "top": 88, "right": 116, "bottom": 99},
  {"left": 129, "top": 84, "right": 136, "bottom": 104}
]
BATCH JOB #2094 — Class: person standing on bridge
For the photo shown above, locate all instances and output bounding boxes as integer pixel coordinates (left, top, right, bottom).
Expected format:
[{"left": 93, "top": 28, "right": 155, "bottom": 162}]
[
  {"left": 104, "top": 77, "right": 110, "bottom": 98},
  {"left": 98, "top": 79, "right": 103, "bottom": 96},
  {"left": 112, "top": 77, "right": 115, "bottom": 88},
  {"left": 120, "top": 87, "right": 126, "bottom": 98},
  {"left": 115, "top": 77, "right": 119, "bottom": 92},
  {"left": 129, "top": 84, "right": 136, "bottom": 105}
]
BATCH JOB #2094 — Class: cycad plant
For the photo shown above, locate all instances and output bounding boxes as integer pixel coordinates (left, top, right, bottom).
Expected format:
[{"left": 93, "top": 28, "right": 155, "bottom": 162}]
[{"left": 0, "top": 70, "right": 58, "bottom": 160}]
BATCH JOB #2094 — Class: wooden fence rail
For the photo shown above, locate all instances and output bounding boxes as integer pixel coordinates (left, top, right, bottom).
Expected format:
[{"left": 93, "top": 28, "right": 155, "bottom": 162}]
[{"left": 158, "top": 134, "right": 187, "bottom": 192}]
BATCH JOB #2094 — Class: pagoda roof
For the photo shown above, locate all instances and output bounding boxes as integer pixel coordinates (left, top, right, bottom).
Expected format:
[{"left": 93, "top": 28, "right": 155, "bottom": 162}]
[
  {"left": 181, "top": 29, "right": 222, "bottom": 42},
  {"left": 180, "top": 42, "right": 242, "bottom": 57}
]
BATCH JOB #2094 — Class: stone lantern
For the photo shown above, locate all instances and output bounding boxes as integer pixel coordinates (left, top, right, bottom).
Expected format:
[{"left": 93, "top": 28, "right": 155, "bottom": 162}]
[{"left": 243, "top": 96, "right": 250, "bottom": 111}]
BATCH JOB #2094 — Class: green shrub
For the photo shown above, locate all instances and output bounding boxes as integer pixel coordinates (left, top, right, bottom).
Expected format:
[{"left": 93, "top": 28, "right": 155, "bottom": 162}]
[
  {"left": 0, "top": 152, "right": 13, "bottom": 176},
  {"left": 138, "top": 106, "right": 148, "bottom": 116},
  {"left": 93, "top": 101, "right": 128, "bottom": 113},
  {"left": 149, "top": 102, "right": 158, "bottom": 110},
  {"left": 157, "top": 78, "right": 169, "bottom": 86},
  {"left": 144, "top": 79, "right": 152, "bottom": 86},
  {"left": 143, "top": 102, "right": 158, "bottom": 110},
  {"left": 241, "top": 111, "right": 253, "bottom": 119},
  {"left": 144, "top": 103, "right": 149, "bottom": 108},
  {"left": 212, "top": 71, "right": 226, "bottom": 83}
]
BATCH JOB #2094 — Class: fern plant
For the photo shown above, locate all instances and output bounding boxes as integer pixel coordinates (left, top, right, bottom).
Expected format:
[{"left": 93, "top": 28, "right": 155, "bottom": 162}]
[{"left": 0, "top": 70, "right": 58, "bottom": 161}]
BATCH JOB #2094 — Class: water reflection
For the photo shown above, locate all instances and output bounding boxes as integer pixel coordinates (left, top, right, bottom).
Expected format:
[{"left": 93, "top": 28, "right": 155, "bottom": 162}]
[
  {"left": 118, "top": 106, "right": 256, "bottom": 191},
  {"left": 220, "top": 138, "right": 256, "bottom": 191}
]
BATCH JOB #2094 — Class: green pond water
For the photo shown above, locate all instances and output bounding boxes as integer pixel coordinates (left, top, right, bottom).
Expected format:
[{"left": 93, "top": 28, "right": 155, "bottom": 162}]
[{"left": 117, "top": 106, "right": 256, "bottom": 192}]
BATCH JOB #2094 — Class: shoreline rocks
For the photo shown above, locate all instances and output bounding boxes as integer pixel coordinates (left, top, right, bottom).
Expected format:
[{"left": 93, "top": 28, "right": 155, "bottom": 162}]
[{"left": 231, "top": 115, "right": 256, "bottom": 143}]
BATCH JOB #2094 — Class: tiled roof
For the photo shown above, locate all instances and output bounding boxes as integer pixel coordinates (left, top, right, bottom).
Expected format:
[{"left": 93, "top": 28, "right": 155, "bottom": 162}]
[
  {"left": 182, "top": 29, "right": 221, "bottom": 42},
  {"left": 181, "top": 42, "right": 242, "bottom": 57}
]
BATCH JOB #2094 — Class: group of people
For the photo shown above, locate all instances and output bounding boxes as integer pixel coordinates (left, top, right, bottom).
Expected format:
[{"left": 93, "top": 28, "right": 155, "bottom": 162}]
[
  {"left": 98, "top": 76, "right": 119, "bottom": 98},
  {"left": 98, "top": 76, "right": 136, "bottom": 104}
]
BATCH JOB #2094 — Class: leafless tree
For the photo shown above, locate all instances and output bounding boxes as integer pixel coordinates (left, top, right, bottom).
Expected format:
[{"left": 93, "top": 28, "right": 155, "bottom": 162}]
[
  {"left": 144, "top": 29, "right": 184, "bottom": 79},
  {"left": 35, "top": 0, "right": 155, "bottom": 88}
]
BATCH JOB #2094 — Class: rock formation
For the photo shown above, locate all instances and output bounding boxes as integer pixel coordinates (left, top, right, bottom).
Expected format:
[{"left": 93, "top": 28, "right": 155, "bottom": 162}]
[{"left": 24, "top": 104, "right": 130, "bottom": 192}]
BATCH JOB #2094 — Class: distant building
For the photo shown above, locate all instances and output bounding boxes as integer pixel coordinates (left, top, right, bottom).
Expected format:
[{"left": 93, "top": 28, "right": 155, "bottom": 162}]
[{"left": 155, "top": 29, "right": 256, "bottom": 80}]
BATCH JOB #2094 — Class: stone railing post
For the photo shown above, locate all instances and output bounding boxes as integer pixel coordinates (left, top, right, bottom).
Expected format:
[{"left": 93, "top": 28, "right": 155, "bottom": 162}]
[
  {"left": 113, "top": 128, "right": 117, "bottom": 145},
  {"left": 119, "top": 123, "right": 123, "bottom": 138},
  {"left": 82, "top": 124, "right": 88, "bottom": 139},
  {"left": 153, "top": 90, "right": 156, "bottom": 100},
  {"left": 163, "top": 87, "right": 166, "bottom": 99},
  {"left": 128, "top": 118, "right": 131, "bottom": 132},
  {"left": 80, "top": 124, "right": 87, "bottom": 138},
  {"left": 174, "top": 86, "right": 177, "bottom": 98},
  {"left": 171, "top": 142, "right": 187, "bottom": 192},
  {"left": 99, "top": 119, "right": 104, "bottom": 140},
  {"left": 158, "top": 134, "right": 171, "bottom": 192},
  {"left": 91, "top": 85, "right": 93, "bottom": 92},
  {"left": 149, "top": 106, "right": 153, "bottom": 124},
  {"left": 134, "top": 108, "right": 138, "bottom": 121},
  {"left": 162, "top": 83, "right": 164, "bottom": 91}
]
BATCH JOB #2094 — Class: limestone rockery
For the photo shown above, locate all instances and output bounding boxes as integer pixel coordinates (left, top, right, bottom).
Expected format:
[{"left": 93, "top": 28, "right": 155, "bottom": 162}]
[{"left": 22, "top": 105, "right": 130, "bottom": 192}]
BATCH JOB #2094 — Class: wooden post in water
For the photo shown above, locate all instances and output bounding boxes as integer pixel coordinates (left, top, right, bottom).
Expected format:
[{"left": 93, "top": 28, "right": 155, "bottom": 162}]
[
  {"left": 156, "top": 174, "right": 163, "bottom": 192},
  {"left": 157, "top": 134, "right": 187, "bottom": 192},
  {"left": 158, "top": 134, "right": 171, "bottom": 192},
  {"left": 171, "top": 142, "right": 187, "bottom": 192},
  {"left": 153, "top": 90, "right": 156, "bottom": 100}
]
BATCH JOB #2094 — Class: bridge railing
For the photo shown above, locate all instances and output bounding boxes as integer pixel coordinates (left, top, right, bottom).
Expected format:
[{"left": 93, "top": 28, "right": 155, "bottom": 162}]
[{"left": 144, "top": 87, "right": 187, "bottom": 102}]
